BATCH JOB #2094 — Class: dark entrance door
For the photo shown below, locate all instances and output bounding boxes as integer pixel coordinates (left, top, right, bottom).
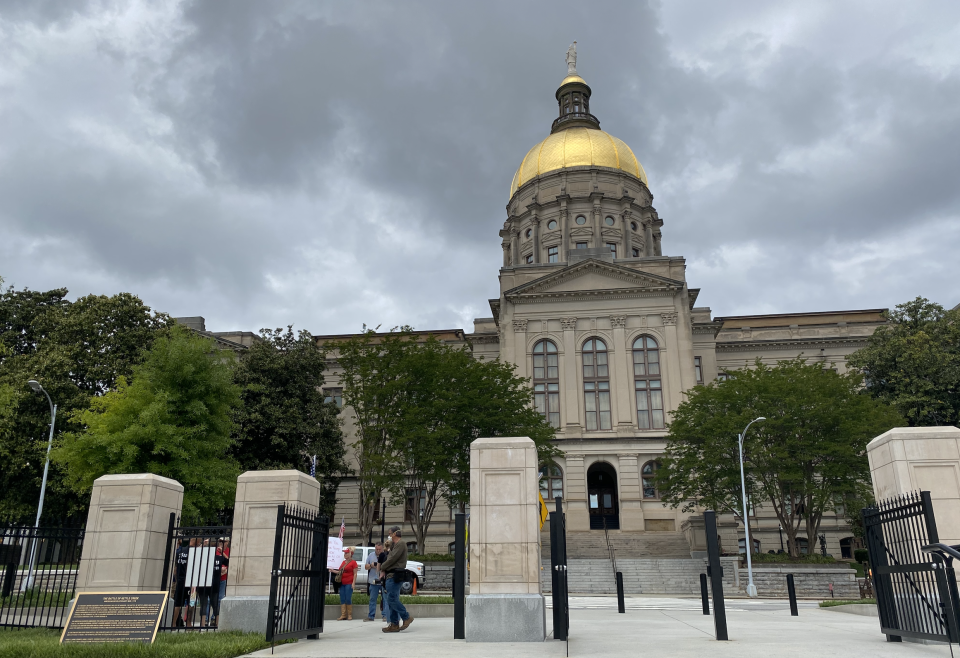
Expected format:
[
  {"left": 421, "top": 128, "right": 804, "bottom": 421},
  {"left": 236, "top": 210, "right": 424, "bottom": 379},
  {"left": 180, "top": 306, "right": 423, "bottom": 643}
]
[{"left": 587, "top": 462, "right": 619, "bottom": 530}]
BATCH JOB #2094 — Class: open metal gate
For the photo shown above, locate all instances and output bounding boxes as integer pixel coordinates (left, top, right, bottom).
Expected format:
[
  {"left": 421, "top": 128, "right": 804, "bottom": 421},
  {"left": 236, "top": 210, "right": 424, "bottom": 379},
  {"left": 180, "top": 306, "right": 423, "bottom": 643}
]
[
  {"left": 159, "top": 512, "right": 233, "bottom": 631},
  {"left": 862, "top": 490, "right": 960, "bottom": 644},
  {"left": 267, "top": 504, "right": 328, "bottom": 642},
  {"left": 549, "top": 496, "right": 568, "bottom": 643}
]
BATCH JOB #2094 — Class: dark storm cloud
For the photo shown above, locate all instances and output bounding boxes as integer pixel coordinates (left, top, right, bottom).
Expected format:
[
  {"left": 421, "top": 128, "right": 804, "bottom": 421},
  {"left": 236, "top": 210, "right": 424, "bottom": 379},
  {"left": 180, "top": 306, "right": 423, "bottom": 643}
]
[{"left": 0, "top": 0, "right": 958, "bottom": 333}]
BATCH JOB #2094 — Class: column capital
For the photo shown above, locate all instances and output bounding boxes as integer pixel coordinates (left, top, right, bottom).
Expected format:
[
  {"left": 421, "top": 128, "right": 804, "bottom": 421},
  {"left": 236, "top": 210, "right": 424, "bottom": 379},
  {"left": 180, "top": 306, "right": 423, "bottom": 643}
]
[
  {"left": 661, "top": 312, "right": 678, "bottom": 326},
  {"left": 610, "top": 316, "right": 626, "bottom": 329},
  {"left": 560, "top": 317, "right": 577, "bottom": 331},
  {"left": 513, "top": 319, "right": 528, "bottom": 332}
]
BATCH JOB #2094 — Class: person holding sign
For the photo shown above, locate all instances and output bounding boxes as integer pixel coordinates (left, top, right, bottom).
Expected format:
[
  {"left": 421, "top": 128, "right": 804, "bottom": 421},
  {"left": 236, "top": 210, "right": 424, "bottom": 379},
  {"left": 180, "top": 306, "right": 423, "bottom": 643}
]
[{"left": 336, "top": 547, "right": 359, "bottom": 620}]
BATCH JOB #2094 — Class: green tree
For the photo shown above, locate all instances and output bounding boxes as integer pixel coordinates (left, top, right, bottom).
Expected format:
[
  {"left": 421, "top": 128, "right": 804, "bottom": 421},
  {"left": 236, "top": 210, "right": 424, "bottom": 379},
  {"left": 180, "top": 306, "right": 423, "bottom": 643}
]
[
  {"left": 0, "top": 285, "right": 171, "bottom": 521},
  {"left": 392, "top": 337, "right": 558, "bottom": 552},
  {"left": 53, "top": 326, "right": 241, "bottom": 520},
  {"left": 848, "top": 297, "right": 960, "bottom": 427},
  {"left": 233, "top": 327, "right": 346, "bottom": 518},
  {"left": 656, "top": 358, "right": 903, "bottom": 556}
]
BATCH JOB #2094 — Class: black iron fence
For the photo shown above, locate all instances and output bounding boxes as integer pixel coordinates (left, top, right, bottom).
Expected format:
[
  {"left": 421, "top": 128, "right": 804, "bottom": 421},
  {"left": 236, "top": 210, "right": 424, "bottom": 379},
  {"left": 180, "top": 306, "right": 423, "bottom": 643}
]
[
  {"left": 0, "top": 523, "right": 84, "bottom": 629},
  {"left": 267, "top": 504, "right": 328, "bottom": 643},
  {"left": 862, "top": 490, "right": 960, "bottom": 644},
  {"left": 159, "top": 512, "right": 233, "bottom": 632}
]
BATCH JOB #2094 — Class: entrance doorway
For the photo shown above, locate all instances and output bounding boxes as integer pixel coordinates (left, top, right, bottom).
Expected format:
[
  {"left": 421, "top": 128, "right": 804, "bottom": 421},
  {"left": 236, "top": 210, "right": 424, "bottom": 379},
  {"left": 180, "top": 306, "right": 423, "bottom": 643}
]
[{"left": 587, "top": 462, "right": 619, "bottom": 530}]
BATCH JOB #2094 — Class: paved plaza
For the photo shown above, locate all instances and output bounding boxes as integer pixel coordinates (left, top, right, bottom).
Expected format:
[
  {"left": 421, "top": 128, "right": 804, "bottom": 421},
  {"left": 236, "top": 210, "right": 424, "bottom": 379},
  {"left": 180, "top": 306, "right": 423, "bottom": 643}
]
[{"left": 246, "top": 597, "right": 955, "bottom": 657}]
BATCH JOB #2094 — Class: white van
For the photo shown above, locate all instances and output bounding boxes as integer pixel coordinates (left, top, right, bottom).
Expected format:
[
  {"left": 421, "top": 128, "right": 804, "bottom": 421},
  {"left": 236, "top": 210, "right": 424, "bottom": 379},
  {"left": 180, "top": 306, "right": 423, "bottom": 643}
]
[{"left": 348, "top": 546, "right": 424, "bottom": 594}]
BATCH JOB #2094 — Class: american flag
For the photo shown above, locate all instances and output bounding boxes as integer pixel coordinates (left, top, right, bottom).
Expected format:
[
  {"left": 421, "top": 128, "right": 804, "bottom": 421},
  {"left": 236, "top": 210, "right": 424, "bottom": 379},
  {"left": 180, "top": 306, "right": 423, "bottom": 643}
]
[
  {"left": 310, "top": 455, "right": 316, "bottom": 478},
  {"left": 338, "top": 517, "right": 345, "bottom": 539}
]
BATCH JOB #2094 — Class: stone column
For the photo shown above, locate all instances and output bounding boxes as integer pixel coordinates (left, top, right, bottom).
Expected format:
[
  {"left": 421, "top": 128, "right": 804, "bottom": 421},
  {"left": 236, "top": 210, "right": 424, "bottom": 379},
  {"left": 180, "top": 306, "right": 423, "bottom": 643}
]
[
  {"left": 644, "top": 222, "right": 654, "bottom": 257},
  {"left": 622, "top": 211, "right": 632, "bottom": 257},
  {"left": 512, "top": 319, "right": 528, "bottom": 380},
  {"left": 532, "top": 216, "right": 541, "bottom": 264},
  {"left": 465, "top": 437, "right": 545, "bottom": 642},
  {"left": 592, "top": 204, "right": 602, "bottom": 249},
  {"left": 610, "top": 316, "right": 633, "bottom": 434},
  {"left": 219, "top": 470, "right": 322, "bottom": 633},
  {"left": 617, "top": 454, "right": 644, "bottom": 531},
  {"left": 564, "top": 454, "right": 590, "bottom": 531},
  {"left": 510, "top": 231, "right": 519, "bottom": 266},
  {"left": 560, "top": 317, "right": 580, "bottom": 437},
  {"left": 867, "top": 426, "right": 960, "bottom": 546},
  {"left": 75, "top": 474, "right": 183, "bottom": 594},
  {"left": 660, "top": 312, "right": 681, "bottom": 414},
  {"left": 559, "top": 202, "right": 569, "bottom": 262}
]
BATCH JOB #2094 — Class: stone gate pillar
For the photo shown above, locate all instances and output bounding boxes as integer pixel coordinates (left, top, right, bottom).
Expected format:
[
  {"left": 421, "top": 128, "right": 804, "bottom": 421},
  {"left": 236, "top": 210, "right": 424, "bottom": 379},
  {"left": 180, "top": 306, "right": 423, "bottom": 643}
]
[
  {"left": 465, "top": 436, "right": 545, "bottom": 642},
  {"left": 867, "top": 426, "right": 960, "bottom": 546},
  {"left": 219, "top": 470, "right": 321, "bottom": 633},
  {"left": 75, "top": 474, "right": 183, "bottom": 594}
]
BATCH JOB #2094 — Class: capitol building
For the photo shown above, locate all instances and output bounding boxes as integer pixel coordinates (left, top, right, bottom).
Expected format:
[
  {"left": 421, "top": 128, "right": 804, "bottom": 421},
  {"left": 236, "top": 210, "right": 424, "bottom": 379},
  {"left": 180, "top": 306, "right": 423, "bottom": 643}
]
[{"left": 192, "top": 55, "right": 885, "bottom": 559}]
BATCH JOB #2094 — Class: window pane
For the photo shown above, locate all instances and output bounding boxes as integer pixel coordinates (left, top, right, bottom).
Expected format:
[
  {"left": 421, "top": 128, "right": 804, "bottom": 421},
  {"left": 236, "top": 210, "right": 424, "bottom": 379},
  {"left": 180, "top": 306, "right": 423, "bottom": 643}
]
[
  {"left": 535, "top": 393, "right": 545, "bottom": 415},
  {"left": 643, "top": 478, "right": 656, "bottom": 498},
  {"left": 546, "top": 342, "right": 557, "bottom": 353},
  {"left": 652, "top": 410, "right": 664, "bottom": 429},
  {"left": 551, "top": 465, "right": 561, "bottom": 477},
  {"left": 595, "top": 339, "right": 606, "bottom": 351},
  {"left": 648, "top": 350, "right": 659, "bottom": 364},
  {"left": 548, "top": 354, "right": 558, "bottom": 367},
  {"left": 634, "top": 362, "right": 646, "bottom": 376},
  {"left": 637, "top": 410, "right": 650, "bottom": 429},
  {"left": 584, "top": 339, "right": 593, "bottom": 351},
  {"left": 554, "top": 481, "right": 563, "bottom": 497},
  {"left": 633, "top": 337, "right": 645, "bottom": 349},
  {"left": 586, "top": 412, "right": 597, "bottom": 431},
  {"left": 548, "top": 365, "right": 558, "bottom": 379},
  {"left": 599, "top": 391, "right": 610, "bottom": 411},
  {"left": 642, "top": 462, "right": 653, "bottom": 475},
  {"left": 584, "top": 392, "right": 596, "bottom": 411},
  {"left": 603, "top": 494, "right": 612, "bottom": 509},
  {"left": 589, "top": 494, "right": 599, "bottom": 509},
  {"left": 548, "top": 383, "right": 559, "bottom": 392},
  {"left": 635, "top": 380, "right": 647, "bottom": 389},
  {"left": 597, "top": 353, "right": 608, "bottom": 377},
  {"left": 646, "top": 337, "right": 658, "bottom": 349},
  {"left": 650, "top": 380, "right": 661, "bottom": 389},
  {"left": 599, "top": 381, "right": 609, "bottom": 391}
]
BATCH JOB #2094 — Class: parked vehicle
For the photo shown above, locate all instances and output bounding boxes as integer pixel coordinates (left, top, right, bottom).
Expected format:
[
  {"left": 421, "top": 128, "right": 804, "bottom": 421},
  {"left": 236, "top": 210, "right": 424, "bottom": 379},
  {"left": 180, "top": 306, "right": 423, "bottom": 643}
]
[{"left": 349, "top": 546, "right": 424, "bottom": 593}]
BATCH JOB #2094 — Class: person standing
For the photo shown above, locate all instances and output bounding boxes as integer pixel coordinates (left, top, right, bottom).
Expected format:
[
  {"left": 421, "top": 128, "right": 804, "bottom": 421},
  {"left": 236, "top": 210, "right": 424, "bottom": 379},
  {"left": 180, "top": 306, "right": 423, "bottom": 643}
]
[
  {"left": 380, "top": 527, "right": 413, "bottom": 633},
  {"left": 336, "top": 547, "right": 359, "bottom": 621},
  {"left": 170, "top": 538, "right": 191, "bottom": 627},
  {"left": 363, "top": 542, "right": 385, "bottom": 622},
  {"left": 212, "top": 539, "right": 229, "bottom": 626}
]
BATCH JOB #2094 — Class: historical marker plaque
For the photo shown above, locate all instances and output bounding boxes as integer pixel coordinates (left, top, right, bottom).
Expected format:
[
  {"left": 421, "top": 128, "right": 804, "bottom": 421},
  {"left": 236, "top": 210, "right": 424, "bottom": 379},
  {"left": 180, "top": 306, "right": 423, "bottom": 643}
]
[{"left": 60, "top": 592, "right": 167, "bottom": 644}]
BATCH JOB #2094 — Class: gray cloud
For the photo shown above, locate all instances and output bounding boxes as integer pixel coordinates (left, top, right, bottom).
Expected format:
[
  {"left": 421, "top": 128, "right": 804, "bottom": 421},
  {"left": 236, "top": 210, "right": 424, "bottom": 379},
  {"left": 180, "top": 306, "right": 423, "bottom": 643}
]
[{"left": 1, "top": 0, "right": 958, "bottom": 336}]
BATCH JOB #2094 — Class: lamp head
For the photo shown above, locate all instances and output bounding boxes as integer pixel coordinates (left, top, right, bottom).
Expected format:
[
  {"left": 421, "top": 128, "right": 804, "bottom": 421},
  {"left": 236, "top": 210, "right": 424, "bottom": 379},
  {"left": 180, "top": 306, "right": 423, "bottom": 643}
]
[
  {"left": 27, "top": 380, "right": 42, "bottom": 392},
  {"left": 756, "top": 416, "right": 766, "bottom": 422}
]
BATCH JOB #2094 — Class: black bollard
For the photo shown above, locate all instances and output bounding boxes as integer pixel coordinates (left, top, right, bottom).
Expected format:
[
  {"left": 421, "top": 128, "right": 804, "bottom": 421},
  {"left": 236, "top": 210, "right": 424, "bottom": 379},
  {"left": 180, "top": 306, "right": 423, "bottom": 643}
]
[
  {"left": 700, "top": 573, "right": 710, "bottom": 615},
  {"left": 787, "top": 573, "right": 798, "bottom": 616},
  {"left": 704, "top": 510, "right": 728, "bottom": 640},
  {"left": 453, "top": 513, "right": 466, "bottom": 639},
  {"left": 616, "top": 572, "right": 625, "bottom": 613}
]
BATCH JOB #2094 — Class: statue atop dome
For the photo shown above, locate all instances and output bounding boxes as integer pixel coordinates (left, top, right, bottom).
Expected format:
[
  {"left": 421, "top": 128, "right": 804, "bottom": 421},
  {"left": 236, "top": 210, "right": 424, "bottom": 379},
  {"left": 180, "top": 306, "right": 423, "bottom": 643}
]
[{"left": 565, "top": 41, "right": 577, "bottom": 75}]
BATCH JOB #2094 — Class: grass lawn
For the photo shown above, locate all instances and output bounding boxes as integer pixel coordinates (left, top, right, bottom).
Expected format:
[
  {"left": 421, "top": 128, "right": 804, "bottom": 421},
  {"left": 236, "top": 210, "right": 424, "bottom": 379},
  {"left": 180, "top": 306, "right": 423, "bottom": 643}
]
[
  {"left": 0, "top": 588, "right": 73, "bottom": 608},
  {"left": 0, "top": 628, "right": 272, "bottom": 658},
  {"left": 819, "top": 598, "right": 876, "bottom": 607}
]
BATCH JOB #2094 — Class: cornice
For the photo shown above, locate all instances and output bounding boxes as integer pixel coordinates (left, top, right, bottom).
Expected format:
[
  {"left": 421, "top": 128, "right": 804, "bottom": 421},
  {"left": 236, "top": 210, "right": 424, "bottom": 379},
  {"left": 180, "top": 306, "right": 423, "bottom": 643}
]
[{"left": 716, "top": 337, "right": 870, "bottom": 353}]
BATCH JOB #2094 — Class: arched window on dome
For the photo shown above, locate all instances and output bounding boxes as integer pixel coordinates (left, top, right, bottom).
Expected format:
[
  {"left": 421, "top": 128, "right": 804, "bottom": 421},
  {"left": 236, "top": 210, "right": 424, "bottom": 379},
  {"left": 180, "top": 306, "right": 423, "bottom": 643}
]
[
  {"left": 533, "top": 339, "right": 560, "bottom": 428},
  {"left": 633, "top": 336, "right": 664, "bottom": 429},
  {"left": 582, "top": 338, "right": 611, "bottom": 431}
]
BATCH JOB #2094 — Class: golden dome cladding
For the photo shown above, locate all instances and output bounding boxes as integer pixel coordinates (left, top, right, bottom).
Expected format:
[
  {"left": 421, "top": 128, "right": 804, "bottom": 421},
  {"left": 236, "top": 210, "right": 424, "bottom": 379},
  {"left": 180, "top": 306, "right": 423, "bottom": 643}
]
[{"left": 509, "top": 128, "right": 648, "bottom": 199}]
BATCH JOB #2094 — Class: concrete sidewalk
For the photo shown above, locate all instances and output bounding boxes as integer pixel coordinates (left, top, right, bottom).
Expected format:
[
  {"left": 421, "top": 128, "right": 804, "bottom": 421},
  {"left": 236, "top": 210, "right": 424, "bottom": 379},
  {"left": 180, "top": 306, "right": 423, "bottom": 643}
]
[{"left": 247, "top": 598, "right": 954, "bottom": 657}]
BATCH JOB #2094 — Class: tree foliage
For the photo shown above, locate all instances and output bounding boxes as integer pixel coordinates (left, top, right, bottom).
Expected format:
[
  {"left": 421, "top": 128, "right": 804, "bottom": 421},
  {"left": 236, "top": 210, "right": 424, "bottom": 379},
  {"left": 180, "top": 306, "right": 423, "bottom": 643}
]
[
  {"left": 53, "top": 326, "right": 241, "bottom": 520},
  {"left": 336, "top": 328, "right": 557, "bottom": 547},
  {"left": 656, "top": 358, "right": 903, "bottom": 556},
  {"left": 0, "top": 284, "right": 172, "bottom": 521},
  {"left": 233, "top": 327, "right": 346, "bottom": 517},
  {"left": 848, "top": 297, "right": 960, "bottom": 428}
]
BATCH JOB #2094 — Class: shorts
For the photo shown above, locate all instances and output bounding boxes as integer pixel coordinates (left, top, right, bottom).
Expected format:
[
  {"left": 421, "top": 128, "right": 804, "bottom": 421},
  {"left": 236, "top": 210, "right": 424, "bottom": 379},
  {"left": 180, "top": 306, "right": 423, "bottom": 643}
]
[{"left": 173, "top": 583, "right": 189, "bottom": 607}]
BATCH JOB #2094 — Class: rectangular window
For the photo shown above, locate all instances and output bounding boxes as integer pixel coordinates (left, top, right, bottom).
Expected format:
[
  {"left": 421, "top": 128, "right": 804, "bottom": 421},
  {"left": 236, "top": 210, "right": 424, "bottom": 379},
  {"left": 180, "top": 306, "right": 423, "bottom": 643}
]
[
  {"left": 404, "top": 489, "right": 427, "bottom": 522},
  {"left": 525, "top": 254, "right": 533, "bottom": 264},
  {"left": 534, "top": 383, "right": 560, "bottom": 428},
  {"left": 323, "top": 388, "right": 343, "bottom": 407},
  {"left": 576, "top": 242, "right": 588, "bottom": 249},
  {"left": 636, "top": 380, "right": 665, "bottom": 429},
  {"left": 694, "top": 357, "right": 703, "bottom": 384},
  {"left": 547, "top": 246, "right": 559, "bottom": 263},
  {"left": 607, "top": 242, "right": 617, "bottom": 257},
  {"left": 632, "top": 247, "right": 640, "bottom": 257},
  {"left": 584, "top": 381, "right": 612, "bottom": 430},
  {"left": 449, "top": 501, "right": 469, "bottom": 521}
]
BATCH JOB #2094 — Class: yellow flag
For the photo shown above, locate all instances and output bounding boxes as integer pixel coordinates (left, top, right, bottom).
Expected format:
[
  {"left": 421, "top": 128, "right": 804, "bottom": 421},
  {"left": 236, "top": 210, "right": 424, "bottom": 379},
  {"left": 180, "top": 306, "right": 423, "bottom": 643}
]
[{"left": 538, "top": 490, "right": 550, "bottom": 530}]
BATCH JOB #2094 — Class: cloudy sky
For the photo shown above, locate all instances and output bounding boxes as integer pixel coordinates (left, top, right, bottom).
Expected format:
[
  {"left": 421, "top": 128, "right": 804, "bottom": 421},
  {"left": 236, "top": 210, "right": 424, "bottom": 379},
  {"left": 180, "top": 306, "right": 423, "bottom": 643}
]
[{"left": 2, "top": 1, "right": 958, "bottom": 335}]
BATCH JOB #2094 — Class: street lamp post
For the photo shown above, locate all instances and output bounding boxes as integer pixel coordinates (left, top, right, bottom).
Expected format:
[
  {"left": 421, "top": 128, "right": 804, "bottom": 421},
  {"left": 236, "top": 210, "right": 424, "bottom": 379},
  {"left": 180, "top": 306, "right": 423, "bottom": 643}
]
[
  {"left": 23, "top": 380, "right": 56, "bottom": 592},
  {"left": 738, "top": 416, "right": 766, "bottom": 598}
]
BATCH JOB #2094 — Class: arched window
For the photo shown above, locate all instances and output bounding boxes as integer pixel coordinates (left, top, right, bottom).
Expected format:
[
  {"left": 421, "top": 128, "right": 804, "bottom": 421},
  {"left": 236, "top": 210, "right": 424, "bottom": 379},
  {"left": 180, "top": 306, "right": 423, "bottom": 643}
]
[
  {"left": 641, "top": 460, "right": 660, "bottom": 498},
  {"left": 582, "top": 338, "right": 611, "bottom": 430},
  {"left": 533, "top": 339, "right": 560, "bottom": 428},
  {"left": 633, "top": 336, "right": 664, "bottom": 429},
  {"left": 540, "top": 464, "right": 563, "bottom": 500}
]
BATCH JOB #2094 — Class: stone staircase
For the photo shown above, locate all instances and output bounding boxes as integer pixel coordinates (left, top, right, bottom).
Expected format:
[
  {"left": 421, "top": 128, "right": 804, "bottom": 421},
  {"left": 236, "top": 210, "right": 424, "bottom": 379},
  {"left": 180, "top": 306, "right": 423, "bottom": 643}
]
[{"left": 541, "top": 530, "right": 692, "bottom": 559}]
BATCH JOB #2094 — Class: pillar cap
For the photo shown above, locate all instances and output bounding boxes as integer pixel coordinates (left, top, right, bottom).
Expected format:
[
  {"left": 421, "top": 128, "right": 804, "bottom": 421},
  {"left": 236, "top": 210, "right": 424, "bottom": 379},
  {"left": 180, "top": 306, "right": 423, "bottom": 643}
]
[{"left": 91, "top": 473, "right": 183, "bottom": 491}]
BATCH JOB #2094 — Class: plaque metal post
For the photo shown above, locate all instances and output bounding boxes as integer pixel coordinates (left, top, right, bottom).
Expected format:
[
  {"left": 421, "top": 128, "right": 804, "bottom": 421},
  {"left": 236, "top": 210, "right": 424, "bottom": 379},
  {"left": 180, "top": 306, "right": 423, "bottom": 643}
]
[{"left": 704, "top": 510, "right": 728, "bottom": 640}]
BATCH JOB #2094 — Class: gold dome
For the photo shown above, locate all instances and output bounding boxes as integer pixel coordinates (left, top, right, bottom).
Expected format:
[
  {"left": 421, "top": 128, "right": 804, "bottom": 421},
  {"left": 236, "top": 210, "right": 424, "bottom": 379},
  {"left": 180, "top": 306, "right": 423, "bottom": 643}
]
[{"left": 509, "top": 128, "right": 648, "bottom": 199}]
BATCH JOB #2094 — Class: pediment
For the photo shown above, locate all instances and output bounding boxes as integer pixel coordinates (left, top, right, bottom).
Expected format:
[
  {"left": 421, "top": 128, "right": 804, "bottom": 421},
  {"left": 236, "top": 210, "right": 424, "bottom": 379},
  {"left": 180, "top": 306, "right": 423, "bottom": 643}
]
[{"left": 505, "top": 259, "right": 684, "bottom": 302}]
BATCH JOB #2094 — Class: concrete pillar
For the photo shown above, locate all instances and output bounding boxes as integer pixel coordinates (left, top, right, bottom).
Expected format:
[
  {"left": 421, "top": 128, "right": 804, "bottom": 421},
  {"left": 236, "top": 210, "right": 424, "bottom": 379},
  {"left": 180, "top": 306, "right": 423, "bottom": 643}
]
[
  {"left": 532, "top": 217, "right": 541, "bottom": 264},
  {"left": 867, "top": 426, "right": 960, "bottom": 546},
  {"left": 75, "top": 474, "right": 183, "bottom": 594},
  {"left": 564, "top": 453, "right": 589, "bottom": 531},
  {"left": 510, "top": 231, "right": 519, "bottom": 266},
  {"left": 618, "top": 454, "right": 644, "bottom": 531},
  {"left": 611, "top": 316, "right": 633, "bottom": 433},
  {"left": 466, "top": 437, "right": 545, "bottom": 642},
  {"left": 219, "top": 470, "right": 322, "bottom": 633},
  {"left": 622, "top": 212, "right": 632, "bottom": 257},
  {"left": 661, "top": 312, "right": 681, "bottom": 414},
  {"left": 561, "top": 317, "right": 580, "bottom": 436},
  {"left": 644, "top": 222, "right": 654, "bottom": 256}
]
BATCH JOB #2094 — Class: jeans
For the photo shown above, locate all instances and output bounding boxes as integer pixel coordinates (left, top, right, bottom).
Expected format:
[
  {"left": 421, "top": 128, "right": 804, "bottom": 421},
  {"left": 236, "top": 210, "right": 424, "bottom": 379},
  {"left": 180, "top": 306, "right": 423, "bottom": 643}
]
[
  {"left": 385, "top": 578, "right": 408, "bottom": 625},
  {"left": 368, "top": 583, "right": 389, "bottom": 620},
  {"left": 339, "top": 583, "right": 353, "bottom": 605}
]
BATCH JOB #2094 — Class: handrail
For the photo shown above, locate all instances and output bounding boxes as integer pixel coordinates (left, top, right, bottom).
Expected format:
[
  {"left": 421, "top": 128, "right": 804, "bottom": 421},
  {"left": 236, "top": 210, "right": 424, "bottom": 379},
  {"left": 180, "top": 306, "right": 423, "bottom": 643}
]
[
  {"left": 602, "top": 517, "right": 618, "bottom": 581},
  {"left": 922, "top": 543, "right": 960, "bottom": 561}
]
